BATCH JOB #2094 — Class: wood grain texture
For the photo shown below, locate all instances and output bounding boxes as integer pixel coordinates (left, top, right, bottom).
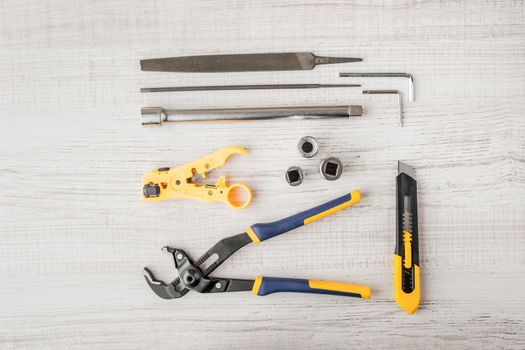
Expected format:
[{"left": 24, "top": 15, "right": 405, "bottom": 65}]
[{"left": 0, "top": 0, "right": 524, "bottom": 349}]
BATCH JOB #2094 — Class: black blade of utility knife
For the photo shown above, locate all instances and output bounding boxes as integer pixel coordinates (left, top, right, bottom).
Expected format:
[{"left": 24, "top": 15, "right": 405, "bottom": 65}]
[{"left": 140, "top": 52, "right": 361, "bottom": 73}]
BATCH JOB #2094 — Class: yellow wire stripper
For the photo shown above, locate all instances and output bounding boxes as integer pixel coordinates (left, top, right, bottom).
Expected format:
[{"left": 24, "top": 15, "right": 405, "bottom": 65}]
[{"left": 142, "top": 146, "right": 252, "bottom": 209}]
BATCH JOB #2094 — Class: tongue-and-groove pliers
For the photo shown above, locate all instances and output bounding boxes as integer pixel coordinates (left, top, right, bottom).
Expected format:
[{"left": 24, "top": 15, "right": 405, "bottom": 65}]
[{"left": 143, "top": 190, "right": 371, "bottom": 300}]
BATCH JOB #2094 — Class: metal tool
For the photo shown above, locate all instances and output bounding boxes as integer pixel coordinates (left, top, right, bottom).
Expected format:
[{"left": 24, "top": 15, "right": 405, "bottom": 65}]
[
  {"left": 394, "top": 161, "right": 420, "bottom": 314},
  {"left": 298, "top": 136, "right": 319, "bottom": 158},
  {"left": 142, "top": 146, "right": 252, "bottom": 209},
  {"left": 144, "top": 191, "right": 371, "bottom": 300},
  {"left": 285, "top": 166, "right": 304, "bottom": 186},
  {"left": 141, "top": 105, "right": 363, "bottom": 126},
  {"left": 363, "top": 90, "right": 403, "bottom": 126},
  {"left": 339, "top": 73, "right": 414, "bottom": 102},
  {"left": 141, "top": 52, "right": 362, "bottom": 73},
  {"left": 140, "top": 83, "right": 361, "bottom": 93},
  {"left": 320, "top": 157, "right": 343, "bottom": 181}
]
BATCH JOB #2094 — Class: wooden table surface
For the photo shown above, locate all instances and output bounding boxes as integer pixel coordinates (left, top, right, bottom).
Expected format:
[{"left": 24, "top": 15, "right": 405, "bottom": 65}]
[{"left": 1, "top": 0, "right": 524, "bottom": 349}]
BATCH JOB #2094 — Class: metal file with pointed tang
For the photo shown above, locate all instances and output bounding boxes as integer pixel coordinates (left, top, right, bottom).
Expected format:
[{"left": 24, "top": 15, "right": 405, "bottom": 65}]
[
  {"left": 141, "top": 105, "right": 363, "bottom": 126},
  {"left": 140, "top": 52, "right": 362, "bottom": 73},
  {"left": 143, "top": 191, "right": 371, "bottom": 300},
  {"left": 140, "top": 83, "right": 361, "bottom": 93}
]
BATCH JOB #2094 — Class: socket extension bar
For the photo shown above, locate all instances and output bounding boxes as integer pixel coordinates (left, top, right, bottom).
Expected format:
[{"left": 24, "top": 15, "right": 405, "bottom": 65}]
[{"left": 141, "top": 105, "right": 363, "bottom": 126}]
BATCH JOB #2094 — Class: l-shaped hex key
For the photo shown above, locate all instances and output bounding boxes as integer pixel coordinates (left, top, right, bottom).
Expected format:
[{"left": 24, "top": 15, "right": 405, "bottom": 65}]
[{"left": 339, "top": 72, "right": 414, "bottom": 102}]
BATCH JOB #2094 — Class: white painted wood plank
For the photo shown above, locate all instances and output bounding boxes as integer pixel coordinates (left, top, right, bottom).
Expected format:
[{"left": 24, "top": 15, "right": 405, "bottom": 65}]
[{"left": 0, "top": 0, "right": 524, "bottom": 349}]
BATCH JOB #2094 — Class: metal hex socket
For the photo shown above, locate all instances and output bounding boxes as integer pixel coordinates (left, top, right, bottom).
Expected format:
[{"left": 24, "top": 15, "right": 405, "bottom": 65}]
[
  {"left": 285, "top": 166, "right": 304, "bottom": 186},
  {"left": 298, "top": 136, "right": 319, "bottom": 158},
  {"left": 320, "top": 157, "right": 343, "bottom": 181}
]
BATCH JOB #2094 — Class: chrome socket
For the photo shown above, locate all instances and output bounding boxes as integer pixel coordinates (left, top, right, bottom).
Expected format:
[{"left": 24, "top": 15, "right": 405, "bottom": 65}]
[
  {"left": 320, "top": 157, "right": 343, "bottom": 181},
  {"left": 285, "top": 167, "right": 304, "bottom": 186},
  {"left": 298, "top": 136, "right": 319, "bottom": 158}
]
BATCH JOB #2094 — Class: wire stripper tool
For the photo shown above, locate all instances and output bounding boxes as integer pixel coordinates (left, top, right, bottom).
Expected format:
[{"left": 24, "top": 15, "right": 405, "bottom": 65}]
[
  {"left": 394, "top": 161, "right": 420, "bottom": 314},
  {"left": 144, "top": 190, "right": 371, "bottom": 300},
  {"left": 141, "top": 146, "right": 253, "bottom": 209}
]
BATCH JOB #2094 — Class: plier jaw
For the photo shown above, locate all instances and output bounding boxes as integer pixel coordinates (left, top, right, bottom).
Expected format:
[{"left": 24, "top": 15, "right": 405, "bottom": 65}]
[
  {"left": 143, "top": 232, "right": 254, "bottom": 299},
  {"left": 141, "top": 146, "right": 253, "bottom": 209},
  {"left": 142, "top": 246, "right": 223, "bottom": 299},
  {"left": 168, "top": 248, "right": 215, "bottom": 293},
  {"left": 142, "top": 247, "right": 195, "bottom": 300},
  {"left": 143, "top": 267, "right": 188, "bottom": 300}
]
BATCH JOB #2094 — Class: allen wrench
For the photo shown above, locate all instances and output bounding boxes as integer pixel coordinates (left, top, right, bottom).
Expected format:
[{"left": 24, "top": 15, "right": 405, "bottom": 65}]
[
  {"left": 362, "top": 90, "right": 403, "bottom": 127},
  {"left": 339, "top": 72, "right": 414, "bottom": 102}
]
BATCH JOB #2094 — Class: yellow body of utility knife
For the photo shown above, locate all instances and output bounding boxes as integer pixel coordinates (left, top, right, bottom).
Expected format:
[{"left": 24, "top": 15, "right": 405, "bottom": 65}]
[
  {"left": 141, "top": 146, "right": 252, "bottom": 209},
  {"left": 394, "top": 161, "right": 420, "bottom": 314}
]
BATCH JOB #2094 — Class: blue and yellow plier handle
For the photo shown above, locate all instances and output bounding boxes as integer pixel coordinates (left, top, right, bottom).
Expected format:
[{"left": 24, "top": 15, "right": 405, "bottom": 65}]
[
  {"left": 246, "top": 190, "right": 369, "bottom": 299},
  {"left": 251, "top": 276, "right": 371, "bottom": 299},
  {"left": 246, "top": 190, "right": 361, "bottom": 244}
]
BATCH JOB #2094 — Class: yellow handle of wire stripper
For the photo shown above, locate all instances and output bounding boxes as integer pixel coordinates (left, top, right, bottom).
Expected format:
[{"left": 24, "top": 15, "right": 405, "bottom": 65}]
[{"left": 141, "top": 146, "right": 252, "bottom": 209}]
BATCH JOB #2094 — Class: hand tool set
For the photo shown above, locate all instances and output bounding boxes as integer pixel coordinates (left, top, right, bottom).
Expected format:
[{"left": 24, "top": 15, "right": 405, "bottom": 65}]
[{"left": 140, "top": 51, "right": 421, "bottom": 314}]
